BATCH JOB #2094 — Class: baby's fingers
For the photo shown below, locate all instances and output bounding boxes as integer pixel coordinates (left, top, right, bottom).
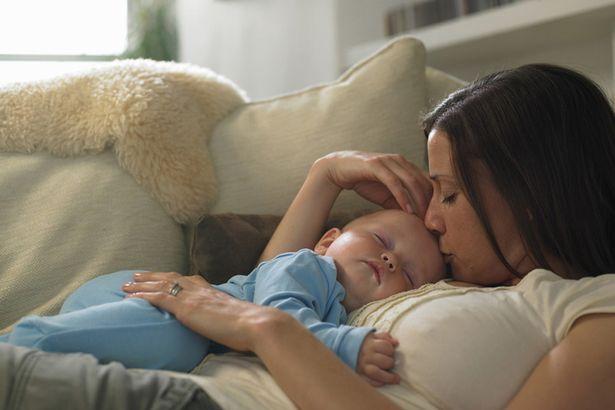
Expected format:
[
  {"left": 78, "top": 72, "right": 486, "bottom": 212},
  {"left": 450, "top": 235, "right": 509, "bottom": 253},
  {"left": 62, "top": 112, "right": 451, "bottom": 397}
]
[
  {"left": 364, "top": 364, "right": 401, "bottom": 385},
  {"left": 370, "top": 352, "right": 396, "bottom": 370},
  {"left": 371, "top": 339, "right": 397, "bottom": 357},
  {"left": 362, "top": 376, "right": 385, "bottom": 388},
  {"left": 373, "top": 331, "right": 399, "bottom": 347}
]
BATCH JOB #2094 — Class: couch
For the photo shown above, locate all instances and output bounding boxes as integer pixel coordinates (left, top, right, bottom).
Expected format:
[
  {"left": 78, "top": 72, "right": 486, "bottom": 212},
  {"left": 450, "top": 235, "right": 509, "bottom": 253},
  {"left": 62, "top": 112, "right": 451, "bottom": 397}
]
[{"left": 0, "top": 36, "right": 465, "bottom": 409}]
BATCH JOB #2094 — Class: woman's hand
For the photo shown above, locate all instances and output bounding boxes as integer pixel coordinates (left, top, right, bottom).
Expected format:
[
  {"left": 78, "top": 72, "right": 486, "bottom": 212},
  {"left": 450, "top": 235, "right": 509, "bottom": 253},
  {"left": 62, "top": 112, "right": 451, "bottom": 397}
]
[
  {"left": 314, "top": 151, "right": 433, "bottom": 218},
  {"left": 124, "top": 272, "right": 401, "bottom": 409},
  {"left": 122, "top": 271, "right": 281, "bottom": 352}
]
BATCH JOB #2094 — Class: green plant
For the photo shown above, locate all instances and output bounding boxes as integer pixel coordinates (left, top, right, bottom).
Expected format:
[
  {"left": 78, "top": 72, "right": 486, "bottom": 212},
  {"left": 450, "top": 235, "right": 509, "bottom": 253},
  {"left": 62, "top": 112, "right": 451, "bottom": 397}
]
[{"left": 122, "top": 0, "right": 178, "bottom": 61}]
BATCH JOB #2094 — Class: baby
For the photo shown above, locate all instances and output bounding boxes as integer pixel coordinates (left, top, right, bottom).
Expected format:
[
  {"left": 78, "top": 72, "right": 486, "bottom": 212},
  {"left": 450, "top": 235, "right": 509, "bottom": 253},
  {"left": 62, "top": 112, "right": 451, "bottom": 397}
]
[{"left": 0, "top": 209, "right": 445, "bottom": 386}]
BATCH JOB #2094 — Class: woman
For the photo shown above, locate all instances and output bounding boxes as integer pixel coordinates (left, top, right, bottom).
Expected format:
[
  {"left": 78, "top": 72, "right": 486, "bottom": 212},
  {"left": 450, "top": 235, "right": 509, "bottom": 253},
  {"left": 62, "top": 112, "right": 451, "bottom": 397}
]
[{"left": 125, "top": 64, "right": 615, "bottom": 408}]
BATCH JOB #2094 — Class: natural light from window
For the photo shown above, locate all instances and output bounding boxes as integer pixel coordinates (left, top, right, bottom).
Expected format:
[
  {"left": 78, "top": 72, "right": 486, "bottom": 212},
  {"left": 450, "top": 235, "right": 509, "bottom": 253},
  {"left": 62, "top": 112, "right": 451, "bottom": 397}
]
[{"left": 0, "top": 0, "right": 127, "bottom": 85}]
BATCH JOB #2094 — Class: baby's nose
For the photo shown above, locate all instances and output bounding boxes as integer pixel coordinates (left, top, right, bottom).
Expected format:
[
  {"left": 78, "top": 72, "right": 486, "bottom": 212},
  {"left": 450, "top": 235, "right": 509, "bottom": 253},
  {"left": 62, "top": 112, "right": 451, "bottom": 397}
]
[{"left": 381, "top": 252, "right": 397, "bottom": 272}]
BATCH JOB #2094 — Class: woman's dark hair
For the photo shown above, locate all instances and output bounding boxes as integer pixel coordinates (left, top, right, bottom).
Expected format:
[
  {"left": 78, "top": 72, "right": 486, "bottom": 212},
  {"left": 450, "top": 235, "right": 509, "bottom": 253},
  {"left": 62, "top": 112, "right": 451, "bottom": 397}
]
[{"left": 422, "top": 64, "right": 615, "bottom": 279}]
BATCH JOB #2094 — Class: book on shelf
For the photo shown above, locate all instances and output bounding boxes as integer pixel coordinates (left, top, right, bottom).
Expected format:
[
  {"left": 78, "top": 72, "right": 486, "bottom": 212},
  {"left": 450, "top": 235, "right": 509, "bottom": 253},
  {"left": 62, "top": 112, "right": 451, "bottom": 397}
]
[{"left": 384, "top": 0, "right": 523, "bottom": 36}]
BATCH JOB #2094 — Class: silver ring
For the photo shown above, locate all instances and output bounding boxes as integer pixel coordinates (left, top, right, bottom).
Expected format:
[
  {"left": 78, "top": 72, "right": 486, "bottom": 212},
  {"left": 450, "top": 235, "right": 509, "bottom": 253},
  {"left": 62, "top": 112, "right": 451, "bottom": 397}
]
[{"left": 169, "top": 282, "right": 183, "bottom": 297}]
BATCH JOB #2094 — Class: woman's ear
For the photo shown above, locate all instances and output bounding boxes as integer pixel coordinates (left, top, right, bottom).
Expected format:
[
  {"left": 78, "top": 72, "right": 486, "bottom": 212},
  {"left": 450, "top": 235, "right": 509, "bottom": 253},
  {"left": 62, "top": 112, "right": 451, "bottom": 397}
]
[{"left": 314, "top": 228, "right": 342, "bottom": 255}]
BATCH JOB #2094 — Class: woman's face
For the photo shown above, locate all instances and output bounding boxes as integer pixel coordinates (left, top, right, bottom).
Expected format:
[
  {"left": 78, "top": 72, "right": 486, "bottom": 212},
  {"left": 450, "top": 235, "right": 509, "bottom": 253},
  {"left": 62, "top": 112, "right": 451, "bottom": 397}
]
[{"left": 424, "top": 129, "right": 536, "bottom": 286}]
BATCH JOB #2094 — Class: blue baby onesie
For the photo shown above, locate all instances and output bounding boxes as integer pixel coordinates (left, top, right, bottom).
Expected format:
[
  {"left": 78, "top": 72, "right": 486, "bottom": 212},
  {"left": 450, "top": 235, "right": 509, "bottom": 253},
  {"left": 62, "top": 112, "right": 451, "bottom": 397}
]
[
  {"left": 215, "top": 249, "right": 375, "bottom": 369},
  {"left": 0, "top": 249, "right": 374, "bottom": 372}
]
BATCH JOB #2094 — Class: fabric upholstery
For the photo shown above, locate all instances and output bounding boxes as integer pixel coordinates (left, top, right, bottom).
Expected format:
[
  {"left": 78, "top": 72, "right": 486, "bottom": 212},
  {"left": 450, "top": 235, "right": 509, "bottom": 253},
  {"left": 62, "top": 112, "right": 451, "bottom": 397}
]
[
  {"left": 209, "top": 36, "right": 427, "bottom": 215},
  {"left": 0, "top": 152, "right": 187, "bottom": 333},
  {"left": 425, "top": 67, "right": 467, "bottom": 109}
]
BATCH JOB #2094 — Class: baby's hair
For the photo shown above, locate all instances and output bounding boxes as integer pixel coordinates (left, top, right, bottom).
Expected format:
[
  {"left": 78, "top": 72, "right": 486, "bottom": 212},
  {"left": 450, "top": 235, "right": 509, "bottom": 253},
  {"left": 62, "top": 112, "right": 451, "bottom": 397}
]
[{"left": 323, "top": 209, "right": 377, "bottom": 234}]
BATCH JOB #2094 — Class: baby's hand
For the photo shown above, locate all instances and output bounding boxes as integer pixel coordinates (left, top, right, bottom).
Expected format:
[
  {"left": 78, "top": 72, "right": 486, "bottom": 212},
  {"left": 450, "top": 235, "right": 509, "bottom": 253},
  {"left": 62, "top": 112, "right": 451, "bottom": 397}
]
[{"left": 357, "top": 331, "right": 400, "bottom": 387}]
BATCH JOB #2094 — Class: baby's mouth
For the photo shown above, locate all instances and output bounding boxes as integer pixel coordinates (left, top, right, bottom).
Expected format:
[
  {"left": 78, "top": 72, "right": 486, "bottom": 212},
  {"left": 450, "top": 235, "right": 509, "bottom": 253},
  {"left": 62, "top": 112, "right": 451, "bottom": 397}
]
[{"left": 365, "top": 261, "right": 382, "bottom": 285}]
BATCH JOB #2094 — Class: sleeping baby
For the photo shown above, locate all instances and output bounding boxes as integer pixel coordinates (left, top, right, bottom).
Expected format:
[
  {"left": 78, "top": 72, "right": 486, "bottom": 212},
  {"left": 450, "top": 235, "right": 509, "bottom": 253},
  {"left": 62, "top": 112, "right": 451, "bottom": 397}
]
[{"left": 0, "top": 209, "right": 446, "bottom": 386}]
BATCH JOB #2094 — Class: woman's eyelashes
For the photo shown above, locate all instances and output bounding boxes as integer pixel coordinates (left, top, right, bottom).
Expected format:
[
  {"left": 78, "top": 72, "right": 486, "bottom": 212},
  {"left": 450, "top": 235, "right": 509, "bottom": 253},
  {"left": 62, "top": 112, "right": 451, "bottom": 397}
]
[{"left": 441, "top": 192, "right": 458, "bottom": 205}]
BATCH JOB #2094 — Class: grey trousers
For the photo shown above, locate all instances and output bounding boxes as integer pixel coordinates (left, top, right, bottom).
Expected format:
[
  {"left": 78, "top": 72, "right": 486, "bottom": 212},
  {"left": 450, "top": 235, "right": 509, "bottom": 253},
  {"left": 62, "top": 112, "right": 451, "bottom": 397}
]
[{"left": 0, "top": 343, "right": 222, "bottom": 410}]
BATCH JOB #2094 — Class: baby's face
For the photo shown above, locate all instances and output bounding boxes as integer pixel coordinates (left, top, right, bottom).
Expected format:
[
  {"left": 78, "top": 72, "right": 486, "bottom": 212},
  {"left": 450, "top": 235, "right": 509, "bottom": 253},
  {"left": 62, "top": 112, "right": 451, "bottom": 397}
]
[{"left": 315, "top": 209, "right": 446, "bottom": 312}]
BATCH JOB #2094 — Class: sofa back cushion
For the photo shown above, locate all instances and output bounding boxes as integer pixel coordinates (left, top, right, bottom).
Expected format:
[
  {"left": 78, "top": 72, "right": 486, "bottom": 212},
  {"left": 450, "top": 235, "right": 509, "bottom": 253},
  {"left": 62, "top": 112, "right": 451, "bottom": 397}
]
[
  {"left": 425, "top": 67, "right": 467, "bottom": 109},
  {"left": 0, "top": 151, "right": 186, "bottom": 332},
  {"left": 208, "top": 36, "right": 427, "bottom": 215}
]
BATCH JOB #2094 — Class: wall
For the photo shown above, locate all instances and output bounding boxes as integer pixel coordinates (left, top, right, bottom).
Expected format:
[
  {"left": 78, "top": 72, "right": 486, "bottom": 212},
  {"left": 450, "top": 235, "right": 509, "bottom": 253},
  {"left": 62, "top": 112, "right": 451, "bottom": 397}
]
[
  {"left": 441, "top": 36, "right": 614, "bottom": 95},
  {"left": 177, "top": 0, "right": 338, "bottom": 100},
  {"left": 178, "top": 1, "right": 614, "bottom": 99},
  {"left": 335, "top": 0, "right": 414, "bottom": 71},
  {"left": 177, "top": 0, "right": 417, "bottom": 99}
]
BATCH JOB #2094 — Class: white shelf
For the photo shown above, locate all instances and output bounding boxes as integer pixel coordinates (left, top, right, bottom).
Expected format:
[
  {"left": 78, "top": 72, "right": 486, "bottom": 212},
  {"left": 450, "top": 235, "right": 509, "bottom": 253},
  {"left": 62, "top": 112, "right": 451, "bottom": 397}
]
[{"left": 345, "top": 0, "right": 615, "bottom": 68}]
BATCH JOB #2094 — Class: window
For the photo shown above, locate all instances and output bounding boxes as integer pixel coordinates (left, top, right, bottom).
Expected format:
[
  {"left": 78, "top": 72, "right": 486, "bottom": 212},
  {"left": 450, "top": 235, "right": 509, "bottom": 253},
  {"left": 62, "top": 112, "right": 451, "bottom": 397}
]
[{"left": 0, "top": 0, "right": 127, "bottom": 85}]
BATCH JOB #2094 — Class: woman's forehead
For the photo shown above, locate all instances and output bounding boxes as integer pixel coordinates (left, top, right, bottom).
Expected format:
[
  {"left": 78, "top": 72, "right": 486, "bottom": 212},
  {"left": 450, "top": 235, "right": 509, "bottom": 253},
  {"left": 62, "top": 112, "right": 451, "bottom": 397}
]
[{"left": 427, "top": 129, "right": 453, "bottom": 177}]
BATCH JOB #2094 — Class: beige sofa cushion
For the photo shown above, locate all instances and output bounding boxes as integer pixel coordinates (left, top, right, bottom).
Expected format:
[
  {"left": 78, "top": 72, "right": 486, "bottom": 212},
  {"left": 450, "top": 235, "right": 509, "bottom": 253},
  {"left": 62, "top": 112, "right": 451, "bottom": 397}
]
[
  {"left": 209, "top": 36, "right": 427, "bottom": 215},
  {"left": 0, "top": 152, "right": 187, "bottom": 333},
  {"left": 425, "top": 67, "right": 467, "bottom": 109}
]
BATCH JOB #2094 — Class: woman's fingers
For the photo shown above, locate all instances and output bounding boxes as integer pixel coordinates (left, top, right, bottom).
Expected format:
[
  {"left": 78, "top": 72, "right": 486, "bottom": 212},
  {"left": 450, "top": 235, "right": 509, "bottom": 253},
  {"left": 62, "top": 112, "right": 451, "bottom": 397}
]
[
  {"left": 328, "top": 152, "right": 432, "bottom": 218},
  {"left": 122, "top": 274, "right": 268, "bottom": 352},
  {"left": 126, "top": 272, "right": 210, "bottom": 293},
  {"left": 130, "top": 271, "right": 183, "bottom": 282},
  {"left": 122, "top": 280, "right": 174, "bottom": 294},
  {"left": 380, "top": 155, "right": 432, "bottom": 218},
  {"left": 123, "top": 272, "right": 187, "bottom": 296},
  {"left": 369, "top": 159, "right": 415, "bottom": 213},
  {"left": 390, "top": 155, "right": 433, "bottom": 215},
  {"left": 125, "top": 290, "right": 180, "bottom": 316}
]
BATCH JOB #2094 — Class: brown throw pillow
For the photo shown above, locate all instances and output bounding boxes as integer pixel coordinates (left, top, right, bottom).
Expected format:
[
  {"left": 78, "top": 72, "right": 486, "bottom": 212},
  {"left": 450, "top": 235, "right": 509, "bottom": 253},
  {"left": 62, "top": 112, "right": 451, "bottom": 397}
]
[{"left": 190, "top": 211, "right": 371, "bottom": 284}]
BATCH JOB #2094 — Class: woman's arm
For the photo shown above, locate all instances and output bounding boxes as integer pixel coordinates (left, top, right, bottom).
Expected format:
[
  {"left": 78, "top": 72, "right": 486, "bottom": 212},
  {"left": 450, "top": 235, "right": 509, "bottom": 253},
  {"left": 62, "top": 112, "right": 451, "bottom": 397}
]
[
  {"left": 259, "top": 151, "right": 432, "bottom": 262},
  {"left": 124, "top": 272, "right": 400, "bottom": 410},
  {"left": 258, "top": 158, "right": 341, "bottom": 262},
  {"left": 253, "top": 309, "right": 400, "bottom": 409},
  {"left": 506, "top": 313, "right": 615, "bottom": 409}
]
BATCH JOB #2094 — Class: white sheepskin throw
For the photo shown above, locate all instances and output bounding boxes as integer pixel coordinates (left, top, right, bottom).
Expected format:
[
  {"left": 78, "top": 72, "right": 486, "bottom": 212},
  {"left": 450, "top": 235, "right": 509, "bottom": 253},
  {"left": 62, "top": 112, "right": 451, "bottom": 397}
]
[{"left": 0, "top": 59, "right": 248, "bottom": 224}]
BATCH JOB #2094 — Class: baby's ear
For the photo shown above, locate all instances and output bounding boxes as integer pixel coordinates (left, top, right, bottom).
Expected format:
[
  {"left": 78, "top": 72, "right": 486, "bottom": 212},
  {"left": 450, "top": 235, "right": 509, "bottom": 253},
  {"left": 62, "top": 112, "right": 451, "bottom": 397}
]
[{"left": 314, "top": 228, "right": 342, "bottom": 255}]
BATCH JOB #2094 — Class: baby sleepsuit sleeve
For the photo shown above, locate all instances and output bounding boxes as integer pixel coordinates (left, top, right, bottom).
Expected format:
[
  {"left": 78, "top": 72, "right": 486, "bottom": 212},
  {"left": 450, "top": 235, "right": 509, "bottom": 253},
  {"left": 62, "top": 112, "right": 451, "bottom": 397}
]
[
  {"left": 214, "top": 249, "right": 375, "bottom": 370},
  {"left": 1, "top": 250, "right": 374, "bottom": 372}
]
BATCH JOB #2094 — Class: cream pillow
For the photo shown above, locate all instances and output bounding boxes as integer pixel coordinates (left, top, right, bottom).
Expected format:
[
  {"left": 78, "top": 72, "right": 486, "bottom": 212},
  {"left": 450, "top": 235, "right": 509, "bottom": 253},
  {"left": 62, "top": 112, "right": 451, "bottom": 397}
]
[
  {"left": 209, "top": 36, "right": 427, "bottom": 215},
  {"left": 0, "top": 152, "right": 187, "bottom": 333},
  {"left": 425, "top": 66, "right": 467, "bottom": 109}
]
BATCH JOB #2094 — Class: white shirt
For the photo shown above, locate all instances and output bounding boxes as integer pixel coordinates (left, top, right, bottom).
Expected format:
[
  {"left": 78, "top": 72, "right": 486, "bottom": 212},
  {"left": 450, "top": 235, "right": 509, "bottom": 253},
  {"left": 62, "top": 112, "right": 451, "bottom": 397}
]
[{"left": 348, "top": 269, "right": 615, "bottom": 409}]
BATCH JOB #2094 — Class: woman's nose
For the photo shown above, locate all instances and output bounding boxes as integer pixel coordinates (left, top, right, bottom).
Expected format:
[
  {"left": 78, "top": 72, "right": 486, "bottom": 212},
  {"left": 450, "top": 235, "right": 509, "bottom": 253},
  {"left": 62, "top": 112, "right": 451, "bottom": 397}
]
[
  {"left": 381, "top": 252, "right": 397, "bottom": 272},
  {"left": 424, "top": 205, "right": 445, "bottom": 236}
]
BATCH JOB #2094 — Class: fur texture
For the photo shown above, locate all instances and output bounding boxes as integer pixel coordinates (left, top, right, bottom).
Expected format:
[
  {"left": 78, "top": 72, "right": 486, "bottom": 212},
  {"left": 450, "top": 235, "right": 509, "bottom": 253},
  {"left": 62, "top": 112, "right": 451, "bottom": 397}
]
[{"left": 0, "top": 59, "right": 248, "bottom": 223}]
